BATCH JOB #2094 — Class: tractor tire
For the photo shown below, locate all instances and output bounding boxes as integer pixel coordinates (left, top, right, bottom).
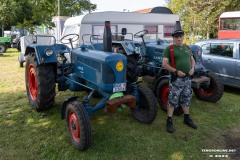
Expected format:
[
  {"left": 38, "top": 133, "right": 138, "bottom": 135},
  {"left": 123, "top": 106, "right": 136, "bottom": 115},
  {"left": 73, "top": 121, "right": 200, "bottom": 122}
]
[
  {"left": 66, "top": 100, "right": 92, "bottom": 151},
  {"left": 18, "top": 54, "right": 24, "bottom": 67},
  {"left": 193, "top": 71, "right": 224, "bottom": 102},
  {"left": 156, "top": 78, "right": 183, "bottom": 116},
  {"left": 25, "top": 53, "right": 56, "bottom": 111},
  {"left": 127, "top": 55, "right": 139, "bottom": 84},
  {"left": 17, "top": 42, "right": 21, "bottom": 51},
  {"left": 0, "top": 43, "right": 7, "bottom": 53},
  {"left": 131, "top": 83, "right": 158, "bottom": 123}
]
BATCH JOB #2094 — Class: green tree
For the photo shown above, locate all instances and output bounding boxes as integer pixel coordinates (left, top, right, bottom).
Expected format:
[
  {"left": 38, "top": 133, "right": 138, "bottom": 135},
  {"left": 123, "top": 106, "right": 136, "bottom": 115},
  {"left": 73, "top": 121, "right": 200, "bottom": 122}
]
[
  {"left": 166, "top": 0, "right": 240, "bottom": 43},
  {"left": 0, "top": 0, "right": 96, "bottom": 34}
]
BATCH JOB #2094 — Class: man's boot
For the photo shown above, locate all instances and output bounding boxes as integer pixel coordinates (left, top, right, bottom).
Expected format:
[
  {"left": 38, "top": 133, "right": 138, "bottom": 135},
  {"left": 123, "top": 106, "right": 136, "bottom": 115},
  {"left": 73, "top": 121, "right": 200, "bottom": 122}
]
[
  {"left": 167, "top": 117, "right": 175, "bottom": 133},
  {"left": 183, "top": 114, "right": 197, "bottom": 129}
]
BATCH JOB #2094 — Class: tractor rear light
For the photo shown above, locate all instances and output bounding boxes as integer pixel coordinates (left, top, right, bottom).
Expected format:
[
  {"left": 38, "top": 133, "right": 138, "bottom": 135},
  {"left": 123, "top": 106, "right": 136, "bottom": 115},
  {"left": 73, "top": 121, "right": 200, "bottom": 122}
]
[{"left": 45, "top": 49, "right": 54, "bottom": 56}]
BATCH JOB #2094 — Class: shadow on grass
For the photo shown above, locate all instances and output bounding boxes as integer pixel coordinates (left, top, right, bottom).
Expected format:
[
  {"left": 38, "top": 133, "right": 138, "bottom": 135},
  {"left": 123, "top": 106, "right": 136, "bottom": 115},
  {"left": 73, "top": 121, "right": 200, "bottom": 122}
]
[
  {"left": 0, "top": 54, "right": 15, "bottom": 57},
  {"left": 0, "top": 90, "right": 66, "bottom": 158},
  {"left": 224, "top": 85, "right": 240, "bottom": 94},
  {"left": 223, "top": 126, "right": 240, "bottom": 159}
]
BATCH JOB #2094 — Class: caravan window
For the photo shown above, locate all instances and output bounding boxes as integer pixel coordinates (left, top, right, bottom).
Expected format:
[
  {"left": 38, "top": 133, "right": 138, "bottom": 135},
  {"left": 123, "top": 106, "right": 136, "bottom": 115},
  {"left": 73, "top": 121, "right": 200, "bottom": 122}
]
[
  {"left": 62, "top": 25, "right": 78, "bottom": 37},
  {"left": 164, "top": 26, "right": 175, "bottom": 37},
  {"left": 93, "top": 25, "right": 117, "bottom": 39},
  {"left": 144, "top": 26, "right": 158, "bottom": 34}
]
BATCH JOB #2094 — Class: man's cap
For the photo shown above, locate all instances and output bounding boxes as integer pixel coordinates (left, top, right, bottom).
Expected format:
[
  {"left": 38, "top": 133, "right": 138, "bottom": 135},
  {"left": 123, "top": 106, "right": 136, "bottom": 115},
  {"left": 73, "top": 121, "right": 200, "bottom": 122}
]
[{"left": 172, "top": 29, "right": 184, "bottom": 37}]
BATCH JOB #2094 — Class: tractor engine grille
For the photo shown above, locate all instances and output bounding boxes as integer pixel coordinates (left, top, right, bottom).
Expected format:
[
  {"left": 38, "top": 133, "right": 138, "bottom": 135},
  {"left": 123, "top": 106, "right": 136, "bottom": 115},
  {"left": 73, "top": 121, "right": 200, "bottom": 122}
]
[{"left": 102, "top": 64, "right": 115, "bottom": 84}]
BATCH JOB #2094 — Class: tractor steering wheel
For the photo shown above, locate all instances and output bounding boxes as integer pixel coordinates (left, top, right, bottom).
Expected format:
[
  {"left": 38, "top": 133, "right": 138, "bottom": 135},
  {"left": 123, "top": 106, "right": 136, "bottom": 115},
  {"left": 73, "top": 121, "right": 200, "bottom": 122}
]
[
  {"left": 134, "top": 30, "right": 148, "bottom": 38},
  {"left": 60, "top": 34, "right": 79, "bottom": 44}
]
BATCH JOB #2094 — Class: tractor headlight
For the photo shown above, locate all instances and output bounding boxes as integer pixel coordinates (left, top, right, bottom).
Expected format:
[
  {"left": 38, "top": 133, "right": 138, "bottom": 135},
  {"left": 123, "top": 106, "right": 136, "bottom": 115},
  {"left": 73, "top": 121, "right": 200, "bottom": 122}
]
[
  {"left": 45, "top": 49, "right": 54, "bottom": 56},
  {"left": 116, "top": 61, "right": 124, "bottom": 72}
]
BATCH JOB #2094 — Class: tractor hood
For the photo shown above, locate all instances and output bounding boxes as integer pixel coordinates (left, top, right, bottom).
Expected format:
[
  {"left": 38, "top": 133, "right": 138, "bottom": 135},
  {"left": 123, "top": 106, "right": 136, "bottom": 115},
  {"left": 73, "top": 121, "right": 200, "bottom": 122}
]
[
  {"left": 145, "top": 43, "right": 168, "bottom": 64},
  {"left": 71, "top": 47, "right": 127, "bottom": 92}
]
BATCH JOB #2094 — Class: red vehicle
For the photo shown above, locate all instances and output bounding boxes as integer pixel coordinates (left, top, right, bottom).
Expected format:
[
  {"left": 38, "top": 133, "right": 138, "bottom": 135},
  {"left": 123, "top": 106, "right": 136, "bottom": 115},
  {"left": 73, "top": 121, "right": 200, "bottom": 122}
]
[{"left": 218, "top": 11, "right": 240, "bottom": 39}]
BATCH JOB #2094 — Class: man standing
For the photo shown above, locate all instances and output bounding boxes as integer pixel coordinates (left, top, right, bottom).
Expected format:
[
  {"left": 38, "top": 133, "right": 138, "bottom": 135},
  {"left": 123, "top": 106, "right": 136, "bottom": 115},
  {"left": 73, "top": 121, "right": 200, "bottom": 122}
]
[{"left": 162, "top": 29, "right": 197, "bottom": 133}]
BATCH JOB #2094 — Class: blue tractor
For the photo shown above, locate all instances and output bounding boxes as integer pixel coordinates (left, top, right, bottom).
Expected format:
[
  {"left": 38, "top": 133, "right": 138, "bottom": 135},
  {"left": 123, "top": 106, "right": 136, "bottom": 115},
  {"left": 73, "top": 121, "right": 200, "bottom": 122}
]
[
  {"left": 24, "top": 22, "right": 158, "bottom": 151},
  {"left": 133, "top": 30, "right": 224, "bottom": 115},
  {"left": 85, "top": 26, "right": 224, "bottom": 116}
]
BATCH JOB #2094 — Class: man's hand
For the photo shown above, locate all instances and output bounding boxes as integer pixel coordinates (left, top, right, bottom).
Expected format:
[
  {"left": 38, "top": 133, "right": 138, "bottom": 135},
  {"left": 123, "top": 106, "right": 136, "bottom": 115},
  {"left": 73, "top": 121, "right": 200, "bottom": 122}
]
[
  {"left": 177, "top": 70, "right": 186, "bottom": 77},
  {"left": 189, "top": 68, "right": 194, "bottom": 76}
]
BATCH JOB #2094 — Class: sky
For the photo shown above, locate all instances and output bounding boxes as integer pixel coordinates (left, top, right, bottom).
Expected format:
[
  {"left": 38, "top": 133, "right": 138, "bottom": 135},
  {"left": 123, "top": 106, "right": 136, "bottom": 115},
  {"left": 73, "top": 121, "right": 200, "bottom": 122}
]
[{"left": 90, "top": 0, "right": 167, "bottom": 12}]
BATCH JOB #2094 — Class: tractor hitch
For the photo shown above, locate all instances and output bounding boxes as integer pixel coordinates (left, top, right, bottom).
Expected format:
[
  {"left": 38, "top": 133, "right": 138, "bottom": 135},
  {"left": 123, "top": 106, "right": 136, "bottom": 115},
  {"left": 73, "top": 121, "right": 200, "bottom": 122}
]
[{"left": 106, "top": 95, "right": 136, "bottom": 113}]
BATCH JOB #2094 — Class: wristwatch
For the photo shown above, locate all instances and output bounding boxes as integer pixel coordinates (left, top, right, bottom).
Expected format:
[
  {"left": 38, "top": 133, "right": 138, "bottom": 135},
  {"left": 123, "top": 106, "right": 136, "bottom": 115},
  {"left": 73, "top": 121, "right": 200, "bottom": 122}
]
[{"left": 174, "top": 69, "right": 178, "bottom": 75}]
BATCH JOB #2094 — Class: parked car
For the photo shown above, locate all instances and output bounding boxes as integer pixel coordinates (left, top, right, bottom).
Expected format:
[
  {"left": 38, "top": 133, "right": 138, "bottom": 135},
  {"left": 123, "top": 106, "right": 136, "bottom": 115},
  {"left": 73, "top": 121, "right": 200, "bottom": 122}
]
[{"left": 195, "top": 39, "right": 240, "bottom": 88}]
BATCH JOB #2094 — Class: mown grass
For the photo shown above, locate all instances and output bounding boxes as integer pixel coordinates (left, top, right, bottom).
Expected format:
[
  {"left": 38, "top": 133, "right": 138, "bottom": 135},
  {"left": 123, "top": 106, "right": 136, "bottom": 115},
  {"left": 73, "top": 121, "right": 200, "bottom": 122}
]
[{"left": 0, "top": 49, "right": 239, "bottom": 160}]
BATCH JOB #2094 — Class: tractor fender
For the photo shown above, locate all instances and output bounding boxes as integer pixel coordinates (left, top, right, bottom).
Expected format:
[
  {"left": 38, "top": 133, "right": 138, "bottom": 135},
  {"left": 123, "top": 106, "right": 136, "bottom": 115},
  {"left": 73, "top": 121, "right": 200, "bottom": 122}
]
[
  {"left": 61, "top": 96, "right": 79, "bottom": 119},
  {"left": 154, "top": 75, "right": 171, "bottom": 94},
  {"left": 24, "top": 45, "right": 58, "bottom": 65}
]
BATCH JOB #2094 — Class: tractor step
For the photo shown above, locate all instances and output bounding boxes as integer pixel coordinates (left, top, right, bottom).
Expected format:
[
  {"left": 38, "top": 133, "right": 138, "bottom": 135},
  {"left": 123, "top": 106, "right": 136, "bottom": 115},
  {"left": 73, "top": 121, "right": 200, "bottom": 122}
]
[
  {"left": 192, "top": 76, "right": 210, "bottom": 89},
  {"left": 106, "top": 95, "right": 136, "bottom": 113}
]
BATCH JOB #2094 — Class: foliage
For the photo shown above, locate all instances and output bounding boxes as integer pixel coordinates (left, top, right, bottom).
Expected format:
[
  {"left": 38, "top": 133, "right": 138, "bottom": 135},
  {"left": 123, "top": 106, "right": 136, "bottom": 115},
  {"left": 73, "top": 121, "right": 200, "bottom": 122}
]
[
  {"left": 167, "top": 0, "right": 240, "bottom": 43},
  {"left": 0, "top": 0, "right": 96, "bottom": 33}
]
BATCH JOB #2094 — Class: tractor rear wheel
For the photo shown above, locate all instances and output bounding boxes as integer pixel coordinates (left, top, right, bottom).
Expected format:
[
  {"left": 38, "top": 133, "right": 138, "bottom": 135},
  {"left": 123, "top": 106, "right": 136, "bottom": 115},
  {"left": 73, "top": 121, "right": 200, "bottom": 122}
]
[
  {"left": 127, "top": 55, "right": 139, "bottom": 84},
  {"left": 25, "top": 53, "right": 56, "bottom": 111},
  {"left": 0, "top": 44, "right": 6, "bottom": 53},
  {"left": 66, "top": 100, "right": 92, "bottom": 151},
  {"left": 131, "top": 83, "right": 158, "bottom": 123},
  {"left": 193, "top": 71, "right": 224, "bottom": 102},
  {"left": 156, "top": 78, "right": 183, "bottom": 116}
]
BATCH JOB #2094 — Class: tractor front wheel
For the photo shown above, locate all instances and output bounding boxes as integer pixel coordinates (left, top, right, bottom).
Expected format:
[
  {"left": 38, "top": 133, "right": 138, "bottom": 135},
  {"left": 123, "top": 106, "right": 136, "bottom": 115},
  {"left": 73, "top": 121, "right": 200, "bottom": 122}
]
[
  {"left": 0, "top": 44, "right": 7, "bottom": 53},
  {"left": 193, "top": 71, "right": 224, "bottom": 102},
  {"left": 25, "top": 53, "right": 56, "bottom": 111},
  {"left": 66, "top": 101, "right": 92, "bottom": 151},
  {"left": 131, "top": 83, "right": 158, "bottom": 123},
  {"left": 18, "top": 54, "right": 24, "bottom": 67},
  {"left": 156, "top": 78, "right": 183, "bottom": 116}
]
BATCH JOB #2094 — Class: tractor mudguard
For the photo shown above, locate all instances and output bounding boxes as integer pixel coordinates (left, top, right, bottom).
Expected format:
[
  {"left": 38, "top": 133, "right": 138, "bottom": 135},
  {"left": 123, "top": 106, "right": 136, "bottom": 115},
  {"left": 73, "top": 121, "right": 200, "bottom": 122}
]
[
  {"left": 24, "top": 45, "right": 58, "bottom": 65},
  {"left": 61, "top": 96, "right": 79, "bottom": 119}
]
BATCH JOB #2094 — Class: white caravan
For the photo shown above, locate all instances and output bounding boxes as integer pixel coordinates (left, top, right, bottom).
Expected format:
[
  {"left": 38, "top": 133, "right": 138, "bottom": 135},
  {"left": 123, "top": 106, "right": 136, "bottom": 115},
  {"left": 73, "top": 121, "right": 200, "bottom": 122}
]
[
  {"left": 62, "top": 11, "right": 179, "bottom": 48},
  {"left": 34, "top": 16, "right": 69, "bottom": 43}
]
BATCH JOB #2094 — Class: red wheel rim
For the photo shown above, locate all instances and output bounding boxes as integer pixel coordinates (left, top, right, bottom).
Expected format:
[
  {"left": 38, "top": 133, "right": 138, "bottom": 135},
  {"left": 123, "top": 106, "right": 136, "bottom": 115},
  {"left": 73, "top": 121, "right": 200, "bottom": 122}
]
[
  {"left": 68, "top": 112, "right": 80, "bottom": 142},
  {"left": 198, "top": 83, "right": 214, "bottom": 97},
  {"left": 28, "top": 64, "right": 38, "bottom": 101},
  {"left": 161, "top": 85, "right": 169, "bottom": 105}
]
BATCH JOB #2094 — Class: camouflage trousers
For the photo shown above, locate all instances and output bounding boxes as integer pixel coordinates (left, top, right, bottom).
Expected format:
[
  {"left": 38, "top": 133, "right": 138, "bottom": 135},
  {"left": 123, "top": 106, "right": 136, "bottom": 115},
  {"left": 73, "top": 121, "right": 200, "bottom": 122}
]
[{"left": 168, "top": 77, "right": 192, "bottom": 108}]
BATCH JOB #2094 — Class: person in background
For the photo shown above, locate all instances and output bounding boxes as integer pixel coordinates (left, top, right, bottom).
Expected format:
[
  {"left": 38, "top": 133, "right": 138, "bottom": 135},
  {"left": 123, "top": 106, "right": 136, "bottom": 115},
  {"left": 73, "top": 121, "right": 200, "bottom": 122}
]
[{"left": 162, "top": 29, "right": 197, "bottom": 133}]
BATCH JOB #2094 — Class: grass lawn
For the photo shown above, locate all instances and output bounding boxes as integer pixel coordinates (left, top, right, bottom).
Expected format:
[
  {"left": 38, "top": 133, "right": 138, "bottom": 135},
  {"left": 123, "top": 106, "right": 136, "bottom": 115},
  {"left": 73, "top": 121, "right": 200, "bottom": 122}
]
[{"left": 0, "top": 49, "right": 239, "bottom": 160}]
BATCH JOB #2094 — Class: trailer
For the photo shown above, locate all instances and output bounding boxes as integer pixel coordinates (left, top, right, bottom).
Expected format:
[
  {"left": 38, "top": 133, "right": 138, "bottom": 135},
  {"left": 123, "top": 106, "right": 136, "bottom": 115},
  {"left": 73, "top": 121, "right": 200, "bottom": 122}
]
[{"left": 62, "top": 11, "right": 179, "bottom": 48}]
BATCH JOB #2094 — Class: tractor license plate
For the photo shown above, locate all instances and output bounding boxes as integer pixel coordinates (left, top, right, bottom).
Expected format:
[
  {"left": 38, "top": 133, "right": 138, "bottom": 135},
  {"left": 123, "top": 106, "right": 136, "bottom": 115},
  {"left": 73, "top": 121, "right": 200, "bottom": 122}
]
[{"left": 113, "top": 83, "right": 126, "bottom": 92}]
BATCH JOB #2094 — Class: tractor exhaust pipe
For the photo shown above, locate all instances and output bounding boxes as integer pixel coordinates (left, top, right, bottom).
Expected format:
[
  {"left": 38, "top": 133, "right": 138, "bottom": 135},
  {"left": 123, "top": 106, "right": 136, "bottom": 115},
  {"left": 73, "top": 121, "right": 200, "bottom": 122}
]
[
  {"left": 174, "top": 21, "right": 181, "bottom": 30},
  {"left": 103, "top": 21, "right": 112, "bottom": 52}
]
